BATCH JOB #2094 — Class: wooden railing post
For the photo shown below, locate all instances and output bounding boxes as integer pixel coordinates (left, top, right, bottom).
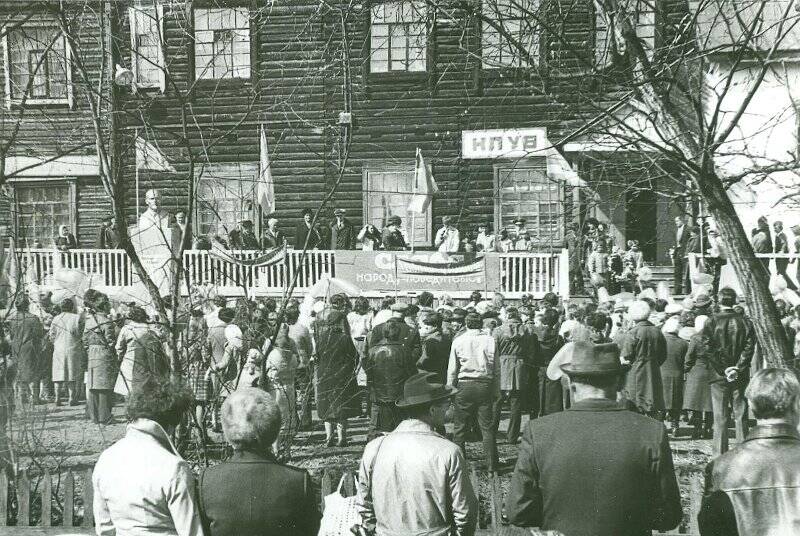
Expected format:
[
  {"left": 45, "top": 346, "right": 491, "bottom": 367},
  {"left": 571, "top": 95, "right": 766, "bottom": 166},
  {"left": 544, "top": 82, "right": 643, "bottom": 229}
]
[
  {"left": 83, "top": 468, "right": 94, "bottom": 528},
  {"left": 63, "top": 471, "right": 74, "bottom": 527},
  {"left": 17, "top": 470, "right": 30, "bottom": 527},
  {"left": 42, "top": 470, "right": 52, "bottom": 527}
]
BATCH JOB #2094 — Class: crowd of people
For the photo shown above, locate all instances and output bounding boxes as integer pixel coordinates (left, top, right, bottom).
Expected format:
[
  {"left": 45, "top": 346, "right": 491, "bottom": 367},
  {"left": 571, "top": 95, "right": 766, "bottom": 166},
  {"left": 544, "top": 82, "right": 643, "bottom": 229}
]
[{"left": 3, "top": 279, "right": 800, "bottom": 535}]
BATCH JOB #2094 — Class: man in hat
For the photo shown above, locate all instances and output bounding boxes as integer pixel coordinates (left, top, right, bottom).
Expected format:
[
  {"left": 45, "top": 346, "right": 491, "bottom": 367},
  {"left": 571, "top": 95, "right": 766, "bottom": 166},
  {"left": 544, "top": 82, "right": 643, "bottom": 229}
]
[
  {"left": 356, "top": 372, "right": 477, "bottom": 536},
  {"left": 229, "top": 220, "right": 260, "bottom": 250},
  {"left": 434, "top": 216, "right": 460, "bottom": 254},
  {"left": 382, "top": 215, "right": 407, "bottom": 251},
  {"left": 294, "top": 208, "right": 323, "bottom": 250},
  {"left": 447, "top": 312, "right": 500, "bottom": 471},
  {"left": 328, "top": 208, "right": 356, "bottom": 250},
  {"left": 511, "top": 217, "right": 529, "bottom": 251},
  {"left": 261, "top": 216, "right": 285, "bottom": 250},
  {"left": 506, "top": 341, "right": 682, "bottom": 535}
]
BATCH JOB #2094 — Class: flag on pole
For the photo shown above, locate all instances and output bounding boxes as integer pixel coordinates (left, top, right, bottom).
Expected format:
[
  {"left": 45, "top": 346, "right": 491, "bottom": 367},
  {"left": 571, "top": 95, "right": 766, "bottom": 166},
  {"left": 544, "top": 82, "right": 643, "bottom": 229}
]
[
  {"left": 258, "top": 125, "right": 276, "bottom": 215},
  {"left": 407, "top": 148, "right": 438, "bottom": 214},
  {"left": 136, "top": 136, "right": 176, "bottom": 172}
]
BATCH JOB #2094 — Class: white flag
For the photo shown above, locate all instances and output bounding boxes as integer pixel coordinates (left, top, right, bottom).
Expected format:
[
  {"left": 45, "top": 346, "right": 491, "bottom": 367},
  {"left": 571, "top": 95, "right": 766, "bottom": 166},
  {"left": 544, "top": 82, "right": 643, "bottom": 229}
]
[
  {"left": 258, "top": 125, "right": 275, "bottom": 215},
  {"left": 135, "top": 137, "right": 176, "bottom": 172},
  {"left": 407, "top": 148, "right": 438, "bottom": 214}
]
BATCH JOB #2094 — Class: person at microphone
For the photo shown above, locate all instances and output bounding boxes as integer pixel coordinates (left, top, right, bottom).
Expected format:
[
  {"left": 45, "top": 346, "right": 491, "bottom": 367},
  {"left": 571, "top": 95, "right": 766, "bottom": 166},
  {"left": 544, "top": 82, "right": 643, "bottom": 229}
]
[{"left": 435, "top": 216, "right": 461, "bottom": 254}]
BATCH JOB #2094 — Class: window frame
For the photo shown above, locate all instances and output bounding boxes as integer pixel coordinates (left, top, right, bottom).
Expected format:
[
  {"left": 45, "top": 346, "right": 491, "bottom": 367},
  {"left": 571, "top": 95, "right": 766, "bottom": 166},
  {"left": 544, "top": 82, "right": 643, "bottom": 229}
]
[
  {"left": 128, "top": 2, "right": 166, "bottom": 92},
  {"left": 493, "top": 159, "right": 565, "bottom": 249},
  {"left": 362, "top": 162, "right": 433, "bottom": 247},
  {"left": 11, "top": 178, "right": 77, "bottom": 247},
  {"left": 192, "top": 6, "right": 252, "bottom": 81},
  {"left": 2, "top": 19, "right": 74, "bottom": 109},
  {"left": 481, "top": 0, "right": 541, "bottom": 69},
  {"left": 194, "top": 162, "right": 258, "bottom": 239},
  {"left": 369, "top": 1, "right": 429, "bottom": 75}
]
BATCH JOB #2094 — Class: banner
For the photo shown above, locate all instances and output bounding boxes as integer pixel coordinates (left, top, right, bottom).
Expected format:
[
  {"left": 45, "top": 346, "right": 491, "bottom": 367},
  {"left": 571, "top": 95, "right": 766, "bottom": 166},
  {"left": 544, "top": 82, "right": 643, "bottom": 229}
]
[{"left": 335, "top": 251, "right": 500, "bottom": 293}]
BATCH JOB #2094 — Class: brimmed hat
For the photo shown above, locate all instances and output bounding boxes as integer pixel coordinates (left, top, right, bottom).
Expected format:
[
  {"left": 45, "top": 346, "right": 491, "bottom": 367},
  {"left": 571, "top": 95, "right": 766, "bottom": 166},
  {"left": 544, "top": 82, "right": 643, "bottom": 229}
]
[
  {"left": 396, "top": 372, "right": 458, "bottom": 408},
  {"left": 560, "top": 341, "right": 623, "bottom": 378},
  {"left": 513, "top": 217, "right": 526, "bottom": 225},
  {"left": 388, "top": 215, "right": 402, "bottom": 225},
  {"left": 390, "top": 302, "right": 410, "bottom": 314},
  {"left": 333, "top": 208, "right": 346, "bottom": 216}
]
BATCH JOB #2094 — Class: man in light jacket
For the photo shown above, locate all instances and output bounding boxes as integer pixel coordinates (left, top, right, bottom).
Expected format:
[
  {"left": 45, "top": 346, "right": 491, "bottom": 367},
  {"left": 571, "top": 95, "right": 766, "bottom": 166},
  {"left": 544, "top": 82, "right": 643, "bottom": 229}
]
[
  {"left": 357, "top": 372, "right": 477, "bottom": 536},
  {"left": 447, "top": 312, "right": 499, "bottom": 471}
]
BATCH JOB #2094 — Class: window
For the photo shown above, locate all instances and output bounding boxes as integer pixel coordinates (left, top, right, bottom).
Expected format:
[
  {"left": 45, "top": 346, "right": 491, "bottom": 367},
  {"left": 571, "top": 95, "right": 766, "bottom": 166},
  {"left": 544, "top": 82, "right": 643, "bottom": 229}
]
[
  {"left": 15, "top": 183, "right": 74, "bottom": 246},
  {"left": 363, "top": 165, "right": 431, "bottom": 246},
  {"left": 194, "top": 8, "right": 251, "bottom": 80},
  {"left": 495, "top": 162, "right": 563, "bottom": 246},
  {"left": 595, "top": 0, "right": 655, "bottom": 67},
  {"left": 196, "top": 163, "right": 258, "bottom": 238},
  {"left": 129, "top": 3, "right": 165, "bottom": 90},
  {"left": 482, "top": 0, "right": 539, "bottom": 68},
  {"left": 2, "top": 23, "right": 72, "bottom": 107},
  {"left": 370, "top": 1, "right": 427, "bottom": 73}
]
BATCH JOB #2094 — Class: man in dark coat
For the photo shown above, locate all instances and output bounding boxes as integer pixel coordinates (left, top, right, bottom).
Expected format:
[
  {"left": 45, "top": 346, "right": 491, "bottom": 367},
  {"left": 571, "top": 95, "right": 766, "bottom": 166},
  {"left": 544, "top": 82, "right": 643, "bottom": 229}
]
[
  {"left": 506, "top": 341, "right": 682, "bottom": 536},
  {"left": 701, "top": 287, "right": 755, "bottom": 456},
  {"left": 698, "top": 368, "right": 800, "bottom": 536},
  {"left": 363, "top": 321, "right": 416, "bottom": 440},
  {"left": 294, "top": 208, "right": 324, "bottom": 250},
  {"left": 416, "top": 313, "right": 451, "bottom": 384},
  {"left": 200, "top": 388, "right": 320, "bottom": 536},
  {"left": 382, "top": 215, "right": 407, "bottom": 251},
  {"left": 367, "top": 303, "right": 422, "bottom": 363},
  {"left": 672, "top": 215, "right": 690, "bottom": 294},
  {"left": 328, "top": 208, "right": 356, "bottom": 249},
  {"left": 229, "top": 220, "right": 260, "bottom": 250}
]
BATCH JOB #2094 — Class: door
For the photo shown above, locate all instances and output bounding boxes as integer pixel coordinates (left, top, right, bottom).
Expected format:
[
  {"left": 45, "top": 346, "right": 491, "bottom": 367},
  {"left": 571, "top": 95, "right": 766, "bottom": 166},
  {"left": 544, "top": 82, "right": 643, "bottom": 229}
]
[{"left": 626, "top": 188, "right": 657, "bottom": 261}]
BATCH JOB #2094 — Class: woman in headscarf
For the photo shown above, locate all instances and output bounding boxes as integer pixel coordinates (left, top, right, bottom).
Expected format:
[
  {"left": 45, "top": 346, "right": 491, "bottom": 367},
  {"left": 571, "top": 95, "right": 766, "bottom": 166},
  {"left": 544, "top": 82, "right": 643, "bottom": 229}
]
[
  {"left": 55, "top": 224, "right": 77, "bottom": 252},
  {"left": 620, "top": 300, "right": 667, "bottom": 417},
  {"left": 683, "top": 315, "right": 713, "bottom": 439},
  {"left": 114, "top": 306, "right": 168, "bottom": 397},
  {"left": 312, "top": 293, "right": 360, "bottom": 447},
  {"left": 263, "top": 329, "right": 299, "bottom": 458},
  {"left": 50, "top": 298, "right": 85, "bottom": 406},
  {"left": 83, "top": 292, "right": 119, "bottom": 423}
]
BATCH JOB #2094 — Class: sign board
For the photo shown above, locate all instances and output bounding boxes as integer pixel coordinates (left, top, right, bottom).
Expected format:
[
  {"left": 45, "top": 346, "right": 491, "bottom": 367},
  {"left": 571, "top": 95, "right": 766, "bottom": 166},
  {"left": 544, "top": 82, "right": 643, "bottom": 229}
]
[
  {"left": 462, "top": 128, "right": 548, "bottom": 159},
  {"left": 335, "top": 251, "right": 500, "bottom": 294}
]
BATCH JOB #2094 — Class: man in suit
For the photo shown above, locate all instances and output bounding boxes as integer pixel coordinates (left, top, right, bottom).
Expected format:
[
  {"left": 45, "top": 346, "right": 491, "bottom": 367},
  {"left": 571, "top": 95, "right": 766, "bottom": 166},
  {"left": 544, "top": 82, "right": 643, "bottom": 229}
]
[
  {"left": 261, "top": 216, "right": 284, "bottom": 250},
  {"left": 294, "top": 208, "right": 323, "bottom": 250},
  {"left": 199, "top": 388, "right": 320, "bottom": 536},
  {"left": 673, "top": 215, "right": 689, "bottom": 294},
  {"left": 328, "top": 208, "right": 356, "bottom": 249},
  {"left": 506, "top": 341, "right": 682, "bottom": 536}
]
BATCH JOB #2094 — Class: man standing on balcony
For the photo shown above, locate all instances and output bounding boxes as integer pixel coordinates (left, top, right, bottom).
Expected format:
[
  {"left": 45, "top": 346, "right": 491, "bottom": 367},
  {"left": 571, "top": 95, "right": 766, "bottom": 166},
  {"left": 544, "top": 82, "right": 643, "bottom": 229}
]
[
  {"left": 261, "top": 217, "right": 284, "bottom": 250},
  {"left": 382, "top": 215, "right": 407, "bottom": 251},
  {"left": 329, "top": 208, "right": 355, "bottom": 250},
  {"left": 672, "top": 215, "right": 690, "bottom": 295},
  {"left": 774, "top": 221, "right": 796, "bottom": 291},
  {"left": 229, "top": 220, "right": 259, "bottom": 250},
  {"left": 434, "top": 216, "right": 460, "bottom": 254},
  {"left": 97, "top": 215, "right": 119, "bottom": 249},
  {"left": 139, "top": 189, "right": 174, "bottom": 231},
  {"left": 294, "top": 208, "right": 323, "bottom": 250}
]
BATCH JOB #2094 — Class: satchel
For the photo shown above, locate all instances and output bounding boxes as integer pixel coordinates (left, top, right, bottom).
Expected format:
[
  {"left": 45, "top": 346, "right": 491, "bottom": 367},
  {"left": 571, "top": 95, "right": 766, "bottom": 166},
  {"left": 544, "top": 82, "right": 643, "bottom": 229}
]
[{"left": 318, "top": 475, "right": 361, "bottom": 536}]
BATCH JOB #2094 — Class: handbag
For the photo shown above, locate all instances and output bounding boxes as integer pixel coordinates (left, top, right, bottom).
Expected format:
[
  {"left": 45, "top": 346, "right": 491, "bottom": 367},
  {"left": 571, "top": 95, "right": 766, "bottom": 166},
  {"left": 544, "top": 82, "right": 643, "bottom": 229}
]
[{"left": 318, "top": 474, "right": 362, "bottom": 536}]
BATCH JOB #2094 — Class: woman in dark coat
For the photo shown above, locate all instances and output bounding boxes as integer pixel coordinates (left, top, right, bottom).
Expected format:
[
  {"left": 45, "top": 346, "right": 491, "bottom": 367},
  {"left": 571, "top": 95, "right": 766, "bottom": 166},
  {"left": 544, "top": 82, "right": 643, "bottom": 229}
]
[
  {"left": 660, "top": 317, "right": 687, "bottom": 436},
  {"left": 82, "top": 293, "right": 118, "bottom": 423},
  {"left": 7, "top": 297, "right": 44, "bottom": 405},
  {"left": 494, "top": 315, "right": 538, "bottom": 444},
  {"left": 682, "top": 317, "right": 713, "bottom": 439},
  {"left": 534, "top": 308, "right": 564, "bottom": 416},
  {"left": 620, "top": 301, "right": 666, "bottom": 416},
  {"left": 312, "top": 294, "right": 360, "bottom": 446}
]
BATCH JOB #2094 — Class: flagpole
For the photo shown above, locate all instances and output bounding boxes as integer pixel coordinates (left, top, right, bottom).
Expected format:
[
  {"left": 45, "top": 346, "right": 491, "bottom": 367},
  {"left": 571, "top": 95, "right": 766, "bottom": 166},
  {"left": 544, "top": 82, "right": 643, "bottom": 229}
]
[
  {"left": 411, "top": 148, "right": 419, "bottom": 254},
  {"left": 135, "top": 127, "right": 140, "bottom": 215}
]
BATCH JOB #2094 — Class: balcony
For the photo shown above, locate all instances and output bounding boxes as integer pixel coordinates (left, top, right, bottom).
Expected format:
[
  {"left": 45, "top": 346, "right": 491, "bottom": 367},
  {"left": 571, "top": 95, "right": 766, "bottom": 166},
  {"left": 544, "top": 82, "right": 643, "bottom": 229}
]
[{"left": 4, "top": 248, "right": 570, "bottom": 300}]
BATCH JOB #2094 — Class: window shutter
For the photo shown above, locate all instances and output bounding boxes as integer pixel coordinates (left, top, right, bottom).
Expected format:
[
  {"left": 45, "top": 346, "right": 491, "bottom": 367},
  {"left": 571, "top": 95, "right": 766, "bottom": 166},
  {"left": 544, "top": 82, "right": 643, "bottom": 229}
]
[
  {"left": 64, "top": 34, "right": 74, "bottom": 109},
  {"left": 156, "top": 3, "right": 166, "bottom": 92},
  {"left": 2, "top": 32, "right": 11, "bottom": 110}
]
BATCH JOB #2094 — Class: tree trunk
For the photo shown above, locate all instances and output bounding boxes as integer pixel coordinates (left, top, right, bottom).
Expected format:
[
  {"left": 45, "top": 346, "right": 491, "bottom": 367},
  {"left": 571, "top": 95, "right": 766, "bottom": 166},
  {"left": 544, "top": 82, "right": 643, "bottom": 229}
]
[{"left": 696, "top": 170, "right": 789, "bottom": 368}]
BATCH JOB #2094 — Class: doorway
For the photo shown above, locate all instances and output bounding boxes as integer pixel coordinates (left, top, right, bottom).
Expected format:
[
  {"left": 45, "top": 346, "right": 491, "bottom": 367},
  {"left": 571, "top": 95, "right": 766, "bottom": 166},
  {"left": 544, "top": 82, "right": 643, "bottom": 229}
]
[{"left": 626, "top": 189, "right": 658, "bottom": 261}]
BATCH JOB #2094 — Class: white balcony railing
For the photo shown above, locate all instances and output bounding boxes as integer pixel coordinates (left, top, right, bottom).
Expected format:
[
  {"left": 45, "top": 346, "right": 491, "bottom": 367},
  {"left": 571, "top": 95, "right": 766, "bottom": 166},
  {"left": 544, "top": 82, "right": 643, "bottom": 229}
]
[{"left": 4, "top": 248, "right": 568, "bottom": 298}]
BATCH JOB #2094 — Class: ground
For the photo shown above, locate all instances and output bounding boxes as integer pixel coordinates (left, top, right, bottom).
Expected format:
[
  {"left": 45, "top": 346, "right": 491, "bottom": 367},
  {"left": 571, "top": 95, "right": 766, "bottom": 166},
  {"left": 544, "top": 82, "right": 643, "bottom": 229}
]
[{"left": 6, "top": 400, "right": 712, "bottom": 531}]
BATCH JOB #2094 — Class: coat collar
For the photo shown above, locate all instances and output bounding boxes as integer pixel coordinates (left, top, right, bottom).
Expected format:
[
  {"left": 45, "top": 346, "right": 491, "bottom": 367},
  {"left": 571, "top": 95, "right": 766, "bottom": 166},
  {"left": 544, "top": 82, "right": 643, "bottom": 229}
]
[
  {"left": 745, "top": 423, "right": 800, "bottom": 442},
  {"left": 394, "top": 418, "right": 439, "bottom": 435},
  {"left": 567, "top": 397, "right": 627, "bottom": 412},
  {"left": 227, "top": 449, "right": 279, "bottom": 463},
  {"left": 127, "top": 418, "right": 182, "bottom": 457}
]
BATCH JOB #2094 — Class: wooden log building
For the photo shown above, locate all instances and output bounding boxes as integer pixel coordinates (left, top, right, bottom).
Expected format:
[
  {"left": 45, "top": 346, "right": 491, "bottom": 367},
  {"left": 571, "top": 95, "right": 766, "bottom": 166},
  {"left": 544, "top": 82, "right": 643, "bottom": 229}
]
[{"left": 1, "top": 0, "right": 693, "bottom": 264}]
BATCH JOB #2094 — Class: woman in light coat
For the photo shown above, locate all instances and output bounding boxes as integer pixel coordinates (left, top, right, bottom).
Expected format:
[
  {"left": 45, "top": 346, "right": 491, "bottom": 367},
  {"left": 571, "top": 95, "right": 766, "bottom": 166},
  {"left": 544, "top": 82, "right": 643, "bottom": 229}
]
[
  {"left": 114, "top": 306, "right": 168, "bottom": 397},
  {"left": 82, "top": 293, "right": 118, "bottom": 423},
  {"left": 49, "top": 298, "right": 85, "bottom": 406}
]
